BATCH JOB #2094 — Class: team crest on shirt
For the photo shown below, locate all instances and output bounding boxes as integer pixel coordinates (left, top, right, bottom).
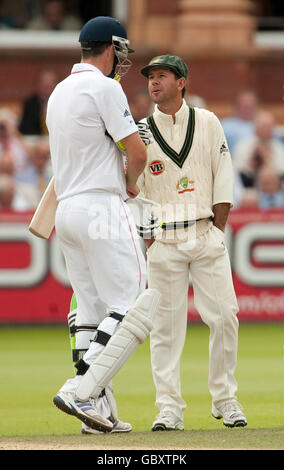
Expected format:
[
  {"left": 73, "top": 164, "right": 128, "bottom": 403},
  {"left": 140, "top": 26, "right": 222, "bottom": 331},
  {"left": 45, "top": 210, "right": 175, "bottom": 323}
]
[
  {"left": 176, "top": 177, "right": 195, "bottom": 194},
  {"left": 149, "top": 160, "right": 165, "bottom": 175}
]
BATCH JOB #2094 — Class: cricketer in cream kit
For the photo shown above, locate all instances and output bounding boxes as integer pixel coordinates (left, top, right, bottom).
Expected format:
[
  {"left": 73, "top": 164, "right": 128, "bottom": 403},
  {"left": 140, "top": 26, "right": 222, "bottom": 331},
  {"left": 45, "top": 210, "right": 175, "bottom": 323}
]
[
  {"left": 138, "top": 99, "right": 240, "bottom": 421},
  {"left": 138, "top": 101, "right": 234, "bottom": 242}
]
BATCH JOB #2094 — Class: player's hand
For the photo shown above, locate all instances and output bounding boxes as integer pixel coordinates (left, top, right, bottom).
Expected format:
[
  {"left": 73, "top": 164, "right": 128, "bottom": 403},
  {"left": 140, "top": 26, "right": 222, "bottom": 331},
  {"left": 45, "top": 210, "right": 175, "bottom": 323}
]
[
  {"left": 145, "top": 237, "right": 155, "bottom": 249},
  {"left": 126, "top": 181, "right": 140, "bottom": 199},
  {"left": 213, "top": 223, "right": 225, "bottom": 232}
]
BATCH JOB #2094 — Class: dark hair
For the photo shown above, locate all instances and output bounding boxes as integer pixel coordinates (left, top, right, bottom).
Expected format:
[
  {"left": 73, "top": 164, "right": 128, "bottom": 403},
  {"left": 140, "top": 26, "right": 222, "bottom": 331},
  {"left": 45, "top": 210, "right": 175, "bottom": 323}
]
[{"left": 81, "top": 41, "right": 112, "bottom": 60}]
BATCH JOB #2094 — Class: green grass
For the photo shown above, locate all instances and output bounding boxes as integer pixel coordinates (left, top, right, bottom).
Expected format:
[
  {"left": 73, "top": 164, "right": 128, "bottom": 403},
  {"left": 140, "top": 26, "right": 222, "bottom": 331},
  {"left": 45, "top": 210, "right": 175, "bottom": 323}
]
[{"left": 0, "top": 323, "right": 283, "bottom": 449}]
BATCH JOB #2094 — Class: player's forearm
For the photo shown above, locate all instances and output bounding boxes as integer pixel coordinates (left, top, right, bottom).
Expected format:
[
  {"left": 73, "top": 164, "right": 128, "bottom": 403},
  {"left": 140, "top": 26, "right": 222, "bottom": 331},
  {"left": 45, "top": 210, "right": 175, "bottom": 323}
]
[
  {"left": 121, "top": 132, "right": 147, "bottom": 184},
  {"left": 212, "top": 202, "right": 231, "bottom": 232},
  {"left": 126, "top": 155, "right": 146, "bottom": 184}
]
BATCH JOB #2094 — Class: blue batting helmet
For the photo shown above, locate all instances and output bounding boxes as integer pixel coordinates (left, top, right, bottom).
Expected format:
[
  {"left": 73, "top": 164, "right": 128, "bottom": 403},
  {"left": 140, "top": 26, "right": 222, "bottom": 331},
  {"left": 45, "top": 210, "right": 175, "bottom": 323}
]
[{"left": 79, "top": 16, "right": 128, "bottom": 43}]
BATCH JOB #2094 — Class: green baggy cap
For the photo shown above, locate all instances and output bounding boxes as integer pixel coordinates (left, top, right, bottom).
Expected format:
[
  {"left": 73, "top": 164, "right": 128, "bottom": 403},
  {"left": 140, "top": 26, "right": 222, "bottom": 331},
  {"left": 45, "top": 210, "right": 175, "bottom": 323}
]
[{"left": 140, "top": 55, "right": 188, "bottom": 79}]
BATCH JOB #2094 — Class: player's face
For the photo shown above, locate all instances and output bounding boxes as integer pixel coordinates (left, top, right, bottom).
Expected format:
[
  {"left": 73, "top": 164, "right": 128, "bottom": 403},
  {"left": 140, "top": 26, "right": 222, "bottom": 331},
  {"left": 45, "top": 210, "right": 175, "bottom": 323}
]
[{"left": 147, "top": 67, "right": 183, "bottom": 105}]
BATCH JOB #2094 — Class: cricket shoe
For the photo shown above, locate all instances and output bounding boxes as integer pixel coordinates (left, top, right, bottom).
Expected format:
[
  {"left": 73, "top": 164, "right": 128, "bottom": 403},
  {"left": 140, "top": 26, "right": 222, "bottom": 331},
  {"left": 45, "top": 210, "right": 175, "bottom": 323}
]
[
  {"left": 53, "top": 391, "right": 113, "bottom": 432},
  {"left": 152, "top": 411, "right": 184, "bottom": 431},
  {"left": 81, "top": 419, "right": 132, "bottom": 434},
  {"left": 212, "top": 399, "right": 247, "bottom": 428}
]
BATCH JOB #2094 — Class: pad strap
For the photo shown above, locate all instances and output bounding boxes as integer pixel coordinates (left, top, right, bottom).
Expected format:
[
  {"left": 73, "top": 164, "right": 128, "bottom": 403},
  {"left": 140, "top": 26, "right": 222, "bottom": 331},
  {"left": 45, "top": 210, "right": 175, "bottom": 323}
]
[
  {"left": 109, "top": 311, "right": 124, "bottom": 322},
  {"left": 75, "top": 358, "right": 90, "bottom": 375},
  {"left": 67, "top": 311, "right": 99, "bottom": 336},
  {"left": 91, "top": 311, "right": 124, "bottom": 346},
  {"left": 93, "top": 330, "right": 111, "bottom": 346},
  {"left": 72, "top": 348, "right": 87, "bottom": 363}
]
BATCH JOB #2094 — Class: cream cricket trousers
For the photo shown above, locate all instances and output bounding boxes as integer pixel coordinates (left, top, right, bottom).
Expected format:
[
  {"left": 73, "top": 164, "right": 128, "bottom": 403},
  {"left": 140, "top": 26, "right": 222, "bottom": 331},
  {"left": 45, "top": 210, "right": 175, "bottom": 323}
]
[{"left": 147, "top": 225, "right": 239, "bottom": 419}]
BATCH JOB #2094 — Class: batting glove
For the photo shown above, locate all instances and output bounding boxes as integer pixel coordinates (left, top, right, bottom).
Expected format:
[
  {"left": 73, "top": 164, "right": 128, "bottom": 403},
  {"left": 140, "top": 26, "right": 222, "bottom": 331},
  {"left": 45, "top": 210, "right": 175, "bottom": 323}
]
[{"left": 136, "top": 121, "right": 153, "bottom": 147}]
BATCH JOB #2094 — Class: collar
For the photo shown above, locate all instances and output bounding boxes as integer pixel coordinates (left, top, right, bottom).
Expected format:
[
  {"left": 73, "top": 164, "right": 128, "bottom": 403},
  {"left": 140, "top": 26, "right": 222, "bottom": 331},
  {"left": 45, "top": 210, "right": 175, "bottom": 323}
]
[
  {"left": 71, "top": 63, "right": 103, "bottom": 75},
  {"left": 153, "top": 99, "right": 189, "bottom": 126}
]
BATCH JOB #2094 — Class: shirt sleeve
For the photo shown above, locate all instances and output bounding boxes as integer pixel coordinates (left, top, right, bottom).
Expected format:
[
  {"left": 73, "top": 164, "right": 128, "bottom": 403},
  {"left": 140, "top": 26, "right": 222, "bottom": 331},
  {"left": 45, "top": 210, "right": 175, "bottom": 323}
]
[
  {"left": 210, "top": 113, "right": 234, "bottom": 207},
  {"left": 96, "top": 78, "right": 138, "bottom": 143}
]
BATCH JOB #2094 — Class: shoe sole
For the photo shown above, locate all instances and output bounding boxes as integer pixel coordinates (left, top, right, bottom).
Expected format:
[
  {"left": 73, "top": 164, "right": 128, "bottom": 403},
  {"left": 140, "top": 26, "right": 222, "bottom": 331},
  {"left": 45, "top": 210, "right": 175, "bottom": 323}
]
[
  {"left": 82, "top": 426, "right": 132, "bottom": 435},
  {"left": 111, "top": 427, "right": 132, "bottom": 433},
  {"left": 152, "top": 423, "right": 184, "bottom": 431},
  {"left": 212, "top": 413, "right": 247, "bottom": 428},
  {"left": 224, "top": 420, "right": 247, "bottom": 428},
  {"left": 53, "top": 395, "right": 112, "bottom": 433}
]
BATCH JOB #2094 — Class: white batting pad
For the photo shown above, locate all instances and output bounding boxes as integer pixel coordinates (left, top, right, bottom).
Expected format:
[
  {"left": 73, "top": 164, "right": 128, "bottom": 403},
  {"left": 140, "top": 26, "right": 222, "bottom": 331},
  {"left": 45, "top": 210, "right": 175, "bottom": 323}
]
[
  {"left": 75, "top": 288, "right": 161, "bottom": 402},
  {"left": 105, "top": 384, "right": 118, "bottom": 421}
]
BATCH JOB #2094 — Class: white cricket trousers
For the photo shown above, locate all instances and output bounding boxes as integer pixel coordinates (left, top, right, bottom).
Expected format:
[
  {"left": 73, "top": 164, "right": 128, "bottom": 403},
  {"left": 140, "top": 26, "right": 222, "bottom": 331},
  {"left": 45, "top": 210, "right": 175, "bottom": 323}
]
[
  {"left": 147, "top": 225, "right": 239, "bottom": 419},
  {"left": 55, "top": 192, "right": 146, "bottom": 361}
]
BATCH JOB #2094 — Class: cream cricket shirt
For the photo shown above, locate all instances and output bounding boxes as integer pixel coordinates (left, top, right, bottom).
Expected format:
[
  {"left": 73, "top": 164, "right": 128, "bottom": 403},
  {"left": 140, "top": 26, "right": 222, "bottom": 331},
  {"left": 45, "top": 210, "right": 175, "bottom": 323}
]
[
  {"left": 138, "top": 100, "right": 234, "bottom": 241},
  {"left": 46, "top": 63, "right": 138, "bottom": 201}
]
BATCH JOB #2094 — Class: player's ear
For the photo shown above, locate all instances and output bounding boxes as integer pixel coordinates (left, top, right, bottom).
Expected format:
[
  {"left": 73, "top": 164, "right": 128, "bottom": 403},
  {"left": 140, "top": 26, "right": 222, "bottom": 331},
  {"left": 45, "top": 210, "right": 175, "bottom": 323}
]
[
  {"left": 107, "top": 43, "right": 115, "bottom": 57},
  {"left": 102, "top": 43, "right": 113, "bottom": 62},
  {"left": 177, "top": 77, "right": 186, "bottom": 93}
]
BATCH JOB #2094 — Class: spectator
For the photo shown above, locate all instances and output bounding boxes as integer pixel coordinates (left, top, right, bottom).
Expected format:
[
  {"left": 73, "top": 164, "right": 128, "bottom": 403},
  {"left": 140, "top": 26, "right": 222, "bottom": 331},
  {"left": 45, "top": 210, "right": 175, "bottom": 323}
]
[
  {"left": 128, "top": 88, "right": 154, "bottom": 122},
  {"left": 232, "top": 170, "right": 246, "bottom": 209},
  {"left": 0, "top": 108, "right": 30, "bottom": 178},
  {"left": 0, "top": 1, "right": 14, "bottom": 28},
  {"left": 233, "top": 111, "right": 284, "bottom": 188},
  {"left": 257, "top": 166, "right": 284, "bottom": 209},
  {"left": 238, "top": 188, "right": 260, "bottom": 209},
  {"left": 0, "top": 174, "right": 34, "bottom": 211},
  {"left": 0, "top": 174, "right": 15, "bottom": 209},
  {"left": 0, "top": 1, "right": 33, "bottom": 28},
  {"left": 19, "top": 69, "right": 58, "bottom": 136},
  {"left": 0, "top": 151, "right": 14, "bottom": 175},
  {"left": 221, "top": 89, "right": 258, "bottom": 153},
  {"left": 15, "top": 137, "right": 52, "bottom": 201},
  {"left": 26, "top": 0, "right": 82, "bottom": 31}
]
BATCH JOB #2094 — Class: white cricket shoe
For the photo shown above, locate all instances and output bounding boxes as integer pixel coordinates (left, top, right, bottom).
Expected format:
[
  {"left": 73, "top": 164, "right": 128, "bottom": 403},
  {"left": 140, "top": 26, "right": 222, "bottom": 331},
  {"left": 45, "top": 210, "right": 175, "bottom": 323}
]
[
  {"left": 53, "top": 391, "right": 113, "bottom": 432},
  {"left": 81, "top": 419, "right": 132, "bottom": 434},
  {"left": 152, "top": 411, "right": 184, "bottom": 431},
  {"left": 212, "top": 399, "right": 247, "bottom": 428}
]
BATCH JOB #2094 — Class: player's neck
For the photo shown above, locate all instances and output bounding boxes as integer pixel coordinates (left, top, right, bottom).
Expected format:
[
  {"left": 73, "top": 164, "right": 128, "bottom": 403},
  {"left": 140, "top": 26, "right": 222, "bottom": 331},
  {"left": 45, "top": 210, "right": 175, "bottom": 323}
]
[
  {"left": 82, "top": 56, "right": 110, "bottom": 76},
  {"left": 157, "top": 97, "right": 183, "bottom": 124},
  {"left": 82, "top": 58, "right": 103, "bottom": 75}
]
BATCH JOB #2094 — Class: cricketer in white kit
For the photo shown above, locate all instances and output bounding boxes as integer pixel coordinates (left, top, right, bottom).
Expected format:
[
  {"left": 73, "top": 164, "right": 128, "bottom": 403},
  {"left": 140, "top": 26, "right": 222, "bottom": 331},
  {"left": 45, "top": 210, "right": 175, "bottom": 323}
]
[{"left": 46, "top": 16, "right": 161, "bottom": 433}]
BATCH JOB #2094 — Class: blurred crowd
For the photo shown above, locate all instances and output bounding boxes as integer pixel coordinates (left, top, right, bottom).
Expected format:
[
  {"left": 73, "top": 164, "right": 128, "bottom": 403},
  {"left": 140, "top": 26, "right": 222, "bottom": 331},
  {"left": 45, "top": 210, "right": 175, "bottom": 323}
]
[
  {"left": 186, "top": 89, "right": 284, "bottom": 211},
  {"left": 0, "top": 0, "right": 111, "bottom": 31},
  {"left": 0, "top": 68, "right": 55, "bottom": 212},
  {"left": 220, "top": 90, "right": 284, "bottom": 210},
  {"left": 0, "top": 109, "right": 52, "bottom": 212},
  {"left": 1, "top": 81, "right": 283, "bottom": 213},
  {"left": 0, "top": 1, "right": 283, "bottom": 213}
]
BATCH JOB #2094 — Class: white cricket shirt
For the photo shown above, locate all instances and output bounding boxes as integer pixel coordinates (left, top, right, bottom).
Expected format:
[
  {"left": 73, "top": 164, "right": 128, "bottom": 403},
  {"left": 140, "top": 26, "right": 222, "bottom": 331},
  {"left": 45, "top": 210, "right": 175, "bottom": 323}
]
[{"left": 46, "top": 63, "right": 138, "bottom": 200}]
